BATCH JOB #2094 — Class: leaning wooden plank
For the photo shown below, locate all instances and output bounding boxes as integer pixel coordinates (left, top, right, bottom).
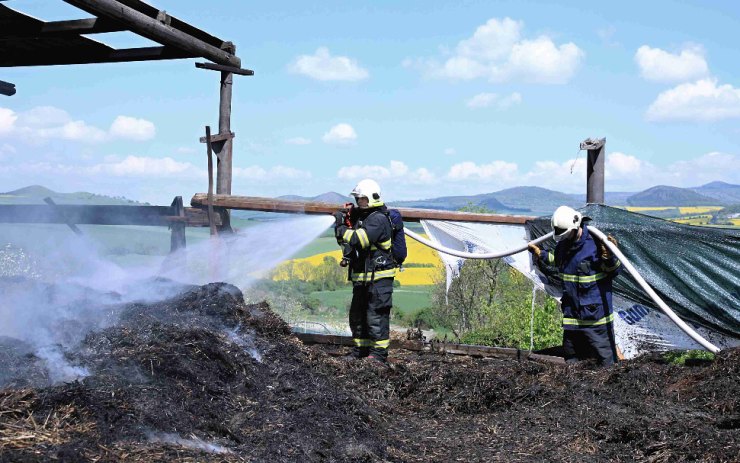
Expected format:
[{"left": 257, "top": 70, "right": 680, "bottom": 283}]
[
  {"left": 43, "top": 197, "right": 83, "bottom": 235},
  {"left": 190, "top": 194, "right": 534, "bottom": 224}
]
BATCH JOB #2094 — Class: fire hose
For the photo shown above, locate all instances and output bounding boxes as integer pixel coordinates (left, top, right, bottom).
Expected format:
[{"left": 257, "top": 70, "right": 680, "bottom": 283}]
[{"left": 404, "top": 226, "right": 720, "bottom": 353}]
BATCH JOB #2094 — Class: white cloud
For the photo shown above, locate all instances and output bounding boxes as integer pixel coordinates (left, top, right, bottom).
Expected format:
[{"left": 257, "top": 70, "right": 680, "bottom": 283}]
[
  {"left": 444, "top": 148, "right": 457, "bottom": 156},
  {"left": 410, "top": 17, "right": 584, "bottom": 84},
  {"left": 233, "top": 165, "right": 311, "bottom": 180},
  {"left": 337, "top": 160, "right": 435, "bottom": 184},
  {"left": 285, "top": 137, "right": 312, "bottom": 145},
  {"left": 0, "top": 108, "right": 16, "bottom": 134},
  {"left": 0, "top": 106, "right": 156, "bottom": 143},
  {"left": 447, "top": 160, "right": 519, "bottom": 180},
  {"left": 466, "top": 92, "right": 522, "bottom": 109},
  {"left": 176, "top": 146, "right": 196, "bottom": 154},
  {"left": 109, "top": 116, "right": 156, "bottom": 141},
  {"left": 89, "top": 156, "right": 198, "bottom": 177},
  {"left": 289, "top": 47, "right": 369, "bottom": 82},
  {"left": 646, "top": 78, "right": 740, "bottom": 121},
  {"left": 322, "top": 123, "right": 357, "bottom": 145},
  {"left": 466, "top": 93, "right": 497, "bottom": 108},
  {"left": 606, "top": 152, "right": 644, "bottom": 176},
  {"left": 15, "top": 106, "right": 69, "bottom": 128},
  {"left": 635, "top": 45, "right": 709, "bottom": 83}
]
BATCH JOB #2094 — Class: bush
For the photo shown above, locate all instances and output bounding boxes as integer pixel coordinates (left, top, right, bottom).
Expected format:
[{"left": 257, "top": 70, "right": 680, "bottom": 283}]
[{"left": 460, "top": 296, "right": 562, "bottom": 350}]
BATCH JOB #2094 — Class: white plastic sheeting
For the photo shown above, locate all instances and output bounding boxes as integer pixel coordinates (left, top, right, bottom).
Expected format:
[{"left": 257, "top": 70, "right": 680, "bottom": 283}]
[{"left": 419, "top": 220, "right": 740, "bottom": 358}]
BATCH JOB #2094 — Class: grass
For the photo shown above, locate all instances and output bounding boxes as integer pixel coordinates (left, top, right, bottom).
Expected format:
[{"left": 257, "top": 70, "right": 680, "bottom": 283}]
[{"left": 310, "top": 284, "right": 432, "bottom": 315}]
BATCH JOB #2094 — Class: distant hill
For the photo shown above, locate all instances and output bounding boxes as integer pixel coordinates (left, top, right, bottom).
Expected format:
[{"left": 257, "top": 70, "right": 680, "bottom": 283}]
[
  {"left": 390, "top": 194, "right": 512, "bottom": 213},
  {"left": 274, "top": 180, "right": 739, "bottom": 216},
  {"left": 626, "top": 185, "right": 720, "bottom": 207},
  {"left": 391, "top": 186, "right": 574, "bottom": 215},
  {"left": 277, "top": 191, "right": 349, "bottom": 204},
  {"left": 0, "top": 185, "right": 145, "bottom": 205},
  {"left": 690, "top": 181, "right": 740, "bottom": 204},
  {"left": 490, "top": 186, "right": 579, "bottom": 212},
  {"left": 569, "top": 192, "right": 634, "bottom": 206}
]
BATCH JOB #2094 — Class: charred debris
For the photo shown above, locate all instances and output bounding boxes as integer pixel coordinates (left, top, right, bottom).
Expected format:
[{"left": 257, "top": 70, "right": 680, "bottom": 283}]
[{"left": 0, "top": 281, "right": 737, "bottom": 462}]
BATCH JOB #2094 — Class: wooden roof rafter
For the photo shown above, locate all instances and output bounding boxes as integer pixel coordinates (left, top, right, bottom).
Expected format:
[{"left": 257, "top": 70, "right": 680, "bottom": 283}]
[{"left": 0, "top": 0, "right": 250, "bottom": 71}]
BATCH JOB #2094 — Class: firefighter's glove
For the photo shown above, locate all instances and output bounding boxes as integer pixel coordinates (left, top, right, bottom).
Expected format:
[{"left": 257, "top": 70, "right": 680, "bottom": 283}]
[
  {"left": 599, "top": 234, "right": 618, "bottom": 259},
  {"left": 527, "top": 244, "right": 541, "bottom": 260},
  {"left": 335, "top": 224, "right": 348, "bottom": 245},
  {"left": 333, "top": 211, "right": 346, "bottom": 228}
]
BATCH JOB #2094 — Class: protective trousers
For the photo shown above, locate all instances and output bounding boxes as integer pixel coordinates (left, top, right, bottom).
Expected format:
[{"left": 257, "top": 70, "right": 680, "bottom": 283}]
[
  {"left": 348, "top": 278, "right": 393, "bottom": 360},
  {"left": 562, "top": 323, "right": 618, "bottom": 366}
]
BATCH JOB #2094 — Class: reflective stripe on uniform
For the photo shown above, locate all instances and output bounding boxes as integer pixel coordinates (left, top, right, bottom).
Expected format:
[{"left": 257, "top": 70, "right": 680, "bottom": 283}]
[
  {"left": 373, "top": 339, "right": 390, "bottom": 349},
  {"left": 561, "top": 272, "right": 608, "bottom": 283},
  {"left": 353, "top": 338, "right": 372, "bottom": 347},
  {"left": 546, "top": 251, "right": 554, "bottom": 264},
  {"left": 343, "top": 229, "right": 354, "bottom": 242},
  {"left": 562, "top": 313, "right": 615, "bottom": 327},
  {"left": 370, "top": 239, "right": 392, "bottom": 251},
  {"left": 356, "top": 229, "right": 370, "bottom": 248},
  {"left": 350, "top": 268, "right": 397, "bottom": 282}
]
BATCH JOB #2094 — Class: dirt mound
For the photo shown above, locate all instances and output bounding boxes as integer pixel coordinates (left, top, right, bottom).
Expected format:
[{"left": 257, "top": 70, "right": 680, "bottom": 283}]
[{"left": 1, "top": 282, "right": 737, "bottom": 462}]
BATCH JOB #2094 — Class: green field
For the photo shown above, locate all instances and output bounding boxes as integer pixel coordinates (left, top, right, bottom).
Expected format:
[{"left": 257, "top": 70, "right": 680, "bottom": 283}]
[{"left": 310, "top": 284, "right": 432, "bottom": 315}]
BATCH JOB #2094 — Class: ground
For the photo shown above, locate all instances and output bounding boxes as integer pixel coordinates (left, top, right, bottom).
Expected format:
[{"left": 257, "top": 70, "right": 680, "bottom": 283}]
[{"left": 0, "top": 282, "right": 737, "bottom": 462}]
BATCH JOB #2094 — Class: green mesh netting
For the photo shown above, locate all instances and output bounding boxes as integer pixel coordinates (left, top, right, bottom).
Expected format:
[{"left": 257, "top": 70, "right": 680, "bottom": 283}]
[{"left": 527, "top": 204, "right": 740, "bottom": 338}]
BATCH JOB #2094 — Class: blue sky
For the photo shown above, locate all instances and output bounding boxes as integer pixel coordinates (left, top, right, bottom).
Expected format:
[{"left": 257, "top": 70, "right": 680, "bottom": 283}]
[{"left": 1, "top": 0, "right": 740, "bottom": 204}]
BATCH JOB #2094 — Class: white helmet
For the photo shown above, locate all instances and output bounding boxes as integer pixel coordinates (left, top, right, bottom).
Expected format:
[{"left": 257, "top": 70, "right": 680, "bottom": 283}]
[
  {"left": 350, "top": 178, "right": 383, "bottom": 208},
  {"left": 551, "top": 205, "right": 582, "bottom": 242}
]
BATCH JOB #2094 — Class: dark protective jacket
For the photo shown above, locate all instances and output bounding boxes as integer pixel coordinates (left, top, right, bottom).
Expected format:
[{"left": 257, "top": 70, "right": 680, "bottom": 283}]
[
  {"left": 339, "top": 205, "right": 396, "bottom": 284},
  {"left": 536, "top": 224, "right": 622, "bottom": 330}
]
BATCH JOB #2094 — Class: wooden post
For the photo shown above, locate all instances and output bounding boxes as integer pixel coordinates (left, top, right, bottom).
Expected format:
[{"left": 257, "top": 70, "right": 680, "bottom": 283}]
[
  {"left": 205, "top": 126, "right": 217, "bottom": 237},
  {"left": 581, "top": 137, "right": 606, "bottom": 204},
  {"left": 214, "top": 57, "right": 234, "bottom": 233},
  {"left": 169, "top": 196, "right": 186, "bottom": 252}
]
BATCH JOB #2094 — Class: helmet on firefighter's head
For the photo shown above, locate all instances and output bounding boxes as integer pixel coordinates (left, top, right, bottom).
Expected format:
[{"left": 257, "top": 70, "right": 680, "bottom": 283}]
[
  {"left": 551, "top": 205, "right": 582, "bottom": 242},
  {"left": 350, "top": 179, "right": 383, "bottom": 208}
]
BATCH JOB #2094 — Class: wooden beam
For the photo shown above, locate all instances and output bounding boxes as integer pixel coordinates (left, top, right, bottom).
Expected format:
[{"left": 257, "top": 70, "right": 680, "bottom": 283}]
[
  {"left": 190, "top": 194, "right": 535, "bottom": 224},
  {"left": 0, "top": 80, "right": 15, "bottom": 96},
  {"left": 63, "top": 0, "right": 241, "bottom": 67},
  {"left": 294, "top": 333, "right": 564, "bottom": 364},
  {"left": 0, "top": 17, "right": 126, "bottom": 37},
  {"left": 195, "top": 62, "right": 254, "bottom": 76},
  {"left": 199, "top": 131, "right": 235, "bottom": 144},
  {"left": 2, "top": 46, "right": 195, "bottom": 67},
  {"left": 0, "top": 204, "right": 172, "bottom": 226},
  {"left": 183, "top": 207, "right": 222, "bottom": 227}
]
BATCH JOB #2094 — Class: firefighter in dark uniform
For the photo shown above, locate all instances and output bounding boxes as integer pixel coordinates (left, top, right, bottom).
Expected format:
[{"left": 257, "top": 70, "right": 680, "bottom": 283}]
[
  {"left": 333, "top": 179, "right": 395, "bottom": 363},
  {"left": 529, "top": 206, "right": 622, "bottom": 366}
]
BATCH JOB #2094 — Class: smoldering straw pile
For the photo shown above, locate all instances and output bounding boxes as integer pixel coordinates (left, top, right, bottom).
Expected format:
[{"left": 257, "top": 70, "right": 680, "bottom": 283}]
[{"left": 0, "top": 280, "right": 738, "bottom": 462}]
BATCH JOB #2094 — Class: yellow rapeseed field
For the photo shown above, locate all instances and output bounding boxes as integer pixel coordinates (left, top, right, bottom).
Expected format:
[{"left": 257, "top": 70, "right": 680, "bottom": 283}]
[
  {"left": 625, "top": 206, "right": 675, "bottom": 212},
  {"left": 678, "top": 206, "right": 723, "bottom": 215},
  {"left": 274, "top": 233, "right": 443, "bottom": 286}
]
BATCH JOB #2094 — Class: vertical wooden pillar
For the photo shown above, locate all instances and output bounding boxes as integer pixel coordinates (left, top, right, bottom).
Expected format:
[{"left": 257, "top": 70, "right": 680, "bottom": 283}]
[
  {"left": 214, "top": 44, "right": 235, "bottom": 233},
  {"left": 581, "top": 137, "right": 606, "bottom": 204},
  {"left": 170, "top": 196, "right": 186, "bottom": 252}
]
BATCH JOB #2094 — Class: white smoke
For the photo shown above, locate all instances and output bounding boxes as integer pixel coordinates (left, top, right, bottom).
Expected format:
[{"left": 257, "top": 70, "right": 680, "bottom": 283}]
[
  {"left": 0, "top": 214, "right": 334, "bottom": 386},
  {"left": 147, "top": 431, "right": 232, "bottom": 454}
]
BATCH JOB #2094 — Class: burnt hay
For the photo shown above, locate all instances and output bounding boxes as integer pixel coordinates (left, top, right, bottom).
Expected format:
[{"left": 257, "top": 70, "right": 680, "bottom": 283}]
[{"left": 1, "top": 282, "right": 738, "bottom": 462}]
